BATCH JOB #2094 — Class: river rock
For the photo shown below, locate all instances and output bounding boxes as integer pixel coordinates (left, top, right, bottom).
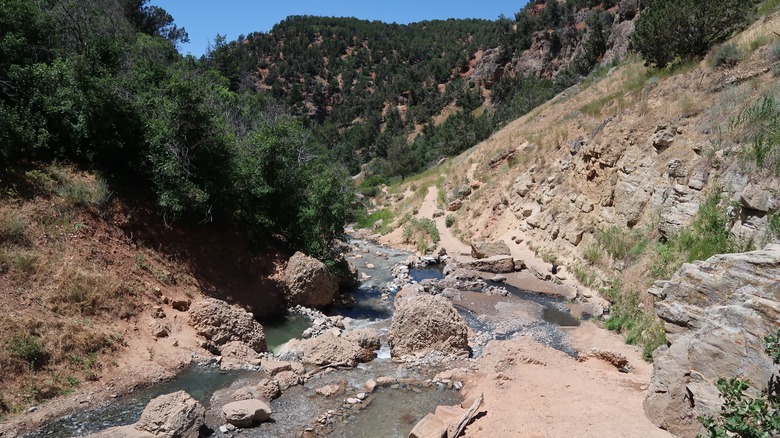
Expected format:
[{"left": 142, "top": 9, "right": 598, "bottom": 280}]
[
  {"left": 274, "top": 370, "right": 302, "bottom": 390},
  {"left": 409, "top": 413, "right": 448, "bottom": 438},
  {"left": 470, "top": 241, "right": 511, "bottom": 259},
  {"left": 256, "top": 378, "right": 282, "bottom": 400},
  {"left": 388, "top": 294, "right": 469, "bottom": 358},
  {"left": 342, "top": 328, "right": 381, "bottom": 359},
  {"left": 222, "top": 399, "right": 272, "bottom": 428},
  {"left": 283, "top": 252, "right": 339, "bottom": 308},
  {"left": 284, "top": 331, "right": 372, "bottom": 367},
  {"left": 315, "top": 384, "right": 342, "bottom": 397},
  {"left": 219, "top": 341, "right": 259, "bottom": 368},
  {"left": 260, "top": 358, "right": 293, "bottom": 375},
  {"left": 644, "top": 244, "right": 780, "bottom": 437},
  {"left": 135, "top": 391, "right": 205, "bottom": 438},
  {"left": 189, "top": 298, "right": 266, "bottom": 352}
]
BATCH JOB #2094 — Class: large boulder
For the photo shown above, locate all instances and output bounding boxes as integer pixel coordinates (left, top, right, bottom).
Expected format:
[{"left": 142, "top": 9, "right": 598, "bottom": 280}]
[
  {"left": 189, "top": 298, "right": 266, "bottom": 352},
  {"left": 295, "top": 332, "right": 369, "bottom": 366},
  {"left": 222, "top": 399, "right": 272, "bottom": 428},
  {"left": 389, "top": 294, "right": 469, "bottom": 358},
  {"left": 470, "top": 241, "right": 511, "bottom": 259},
  {"left": 135, "top": 391, "right": 205, "bottom": 438},
  {"left": 644, "top": 244, "right": 780, "bottom": 437},
  {"left": 283, "top": 252, "right": 339, "bottom": 307}
]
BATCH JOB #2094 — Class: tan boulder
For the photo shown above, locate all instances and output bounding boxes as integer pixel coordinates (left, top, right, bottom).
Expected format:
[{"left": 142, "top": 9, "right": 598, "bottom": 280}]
[
  {"left": 189, "top": 298, "right": 266, "bottom": 352},
  {"left": 222, "top": 399, "right": 272, "bottom": 428},
  {"left": 283, "top": 252, "right": 339, "bottom": 308},
  {"left": 135, "top": 391, "right": 205, "bottom": 438},
  {"left": 388, "top": 294, "right": 469, "bottom": 358}
]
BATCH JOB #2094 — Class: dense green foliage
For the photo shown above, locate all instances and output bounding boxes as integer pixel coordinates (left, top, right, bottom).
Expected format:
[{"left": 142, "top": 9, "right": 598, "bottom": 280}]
[
  {"left": 632, "top": 0, "right": 752, "bottom": 68},
  {"left": 698, "top": 330, "right": 780, "bottom": 437},
  {"left": 0, "top": 0, "right": 356, "bottom": 257}
]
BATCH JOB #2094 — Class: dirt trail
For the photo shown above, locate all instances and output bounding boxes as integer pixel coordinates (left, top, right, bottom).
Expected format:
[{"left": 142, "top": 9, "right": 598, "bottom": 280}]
[{"left": 461, "top": 327, "right": 671, "bottom": 438}]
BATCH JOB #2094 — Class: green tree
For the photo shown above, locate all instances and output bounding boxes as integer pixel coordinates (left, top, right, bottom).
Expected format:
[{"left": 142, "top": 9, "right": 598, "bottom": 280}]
[{"left": 632, "top": 0, "right": 750, "bottom": 68}]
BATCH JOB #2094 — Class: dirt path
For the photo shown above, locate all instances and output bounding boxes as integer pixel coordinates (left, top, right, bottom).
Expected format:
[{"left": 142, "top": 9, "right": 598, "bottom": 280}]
[{"left": 461, "top": 326, "right": 671, "bottom": 438}]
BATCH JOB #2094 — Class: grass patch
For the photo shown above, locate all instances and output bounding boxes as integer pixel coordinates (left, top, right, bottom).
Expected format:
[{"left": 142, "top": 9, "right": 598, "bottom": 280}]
[
  {"left": 354, "top": 208, "right": 394, "bottom": 233},
  {"left": 593, "top": 226, "right": 649, "bottom": 267},
  {"left": 758, "top": 0, "right": 780, "bottom": 15},
  {"left": 402, "top": 217, "right": 440, "bottom": 253},
  {"left": 10, "top": 336, "right": 47, "bottom": 371},
  {"left": 601, "top": 280, "right": 667, "bottom": 361},
  {"left": 0, "top": 213, "right": 29, "bottom": 247},
  {"left": 733, "top": 91, "right": 780, "bottom": 175},
  {"left": 651, "top": 193, "right": 741, "bottom": 280},
  {"left": 571, "top": 264, "right": 598, "bottom": 288}
]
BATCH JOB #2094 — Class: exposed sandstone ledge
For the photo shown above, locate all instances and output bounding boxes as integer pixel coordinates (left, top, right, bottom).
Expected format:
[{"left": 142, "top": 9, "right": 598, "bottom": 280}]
[{"left": 644, "top": 244, "right": 780, "bottom": 437}]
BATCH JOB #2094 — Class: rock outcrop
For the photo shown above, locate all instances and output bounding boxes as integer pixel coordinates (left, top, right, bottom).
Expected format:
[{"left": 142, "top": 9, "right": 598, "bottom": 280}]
[
  {"left": 189, "top": 298, "right": 267, "bottom": 353},
  {"left": 283, "top": 252, "right": 339, "bottom": 308},
  {"left": 389, "top": 294, "right": 469, "bottom": 358},
  {"left": 644, "top": 244, "right": 780, "bottom": 437}
]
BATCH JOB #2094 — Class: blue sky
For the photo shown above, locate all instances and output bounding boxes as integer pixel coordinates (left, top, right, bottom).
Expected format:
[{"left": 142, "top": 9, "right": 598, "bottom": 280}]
[{"left": 152, "top": 1, "right": 529, "bottom": 57}]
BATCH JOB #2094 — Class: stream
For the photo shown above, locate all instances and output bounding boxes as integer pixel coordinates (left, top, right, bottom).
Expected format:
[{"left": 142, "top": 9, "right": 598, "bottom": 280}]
[{"left": 29, "top": 238, "right": 581, "bottom": 438}]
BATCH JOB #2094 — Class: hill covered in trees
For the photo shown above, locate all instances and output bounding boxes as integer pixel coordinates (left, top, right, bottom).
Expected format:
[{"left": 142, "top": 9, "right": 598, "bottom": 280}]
[{"left": 207, "top": 0, "right": 639, "bottom": 184}]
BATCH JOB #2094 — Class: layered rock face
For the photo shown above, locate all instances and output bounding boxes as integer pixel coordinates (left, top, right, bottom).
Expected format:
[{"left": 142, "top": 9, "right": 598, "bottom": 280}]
[
  {"left": 189, "top": 298, "right": 267, "bottom": 353},
  {"left": 389, "top": 293, "right": 469, "bottom": 358},
  {"left": 282, "top": 251, "right": 339, "bottom": 308},
  {"left": 644, "top": 244, "right": 780, "bottom": 437}
]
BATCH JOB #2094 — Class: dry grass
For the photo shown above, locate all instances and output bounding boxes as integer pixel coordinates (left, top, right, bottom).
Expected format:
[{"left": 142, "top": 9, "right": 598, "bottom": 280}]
[{"left": 0, "top": 164, "right": 138, "bottom": 412}]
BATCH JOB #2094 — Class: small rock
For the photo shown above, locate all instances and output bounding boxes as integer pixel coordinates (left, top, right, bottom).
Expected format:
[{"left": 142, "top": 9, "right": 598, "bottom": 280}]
[
  {"left": 490, "top": 275, "right": 507, "bottom": 283},
  {"left": 170, "top": 299, "right": 190, "bottom": 311},
  {"left": 315, "top": 384, "right": 342, "bottom": 397},
  {"left": 219, "top": 425, "right": 229, "bottom": 433}
]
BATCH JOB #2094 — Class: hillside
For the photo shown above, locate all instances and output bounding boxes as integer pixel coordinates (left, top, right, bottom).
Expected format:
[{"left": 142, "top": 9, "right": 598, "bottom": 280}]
[
  {"left": 0, "top": 164, "right": 293, "bottom": 417},
  {"left": 208, "top": 1, "right": 641, "bottom": 178},
  {"left": 369, "top": 6, "right": 780, "bottom": 436}
]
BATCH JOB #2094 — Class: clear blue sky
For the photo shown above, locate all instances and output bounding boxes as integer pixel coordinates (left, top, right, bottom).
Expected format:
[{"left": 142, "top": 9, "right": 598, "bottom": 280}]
[{"left": 151, "top": 1, "right": 529, "bottom": 57}]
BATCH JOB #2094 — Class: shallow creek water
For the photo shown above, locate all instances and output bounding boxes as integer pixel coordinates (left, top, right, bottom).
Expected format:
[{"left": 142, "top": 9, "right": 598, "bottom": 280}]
[{"left": 31, "top": 239, "right": 580, "bottom": 437}]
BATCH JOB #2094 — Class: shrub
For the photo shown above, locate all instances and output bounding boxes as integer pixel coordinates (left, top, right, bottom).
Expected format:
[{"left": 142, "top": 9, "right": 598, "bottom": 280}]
[
  {"left": 10, "top": 336, "right": 47, "bottom": 370},
  {"left": 771, "top": 40, "right": 780, "bottom": 63},
  {"left": 0, "top": 214, "right": 28, "bottom": 246},
  {"left": 710, "top": 44, "right": 742, "bottom": 68},
  {"left": 632, "top": 0, "right": 750, "bottom": 68},
  {"left": 444, "top": 214, "right": 455, "bottom": 228},
  {"left": 402, "top": 217, "right": 440, "bottom": 253}
]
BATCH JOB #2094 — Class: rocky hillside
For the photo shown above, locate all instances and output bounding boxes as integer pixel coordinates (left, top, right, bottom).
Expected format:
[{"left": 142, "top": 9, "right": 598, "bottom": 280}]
[{"left": 369, "top": 8, "right": 780, "bottom": 437}]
